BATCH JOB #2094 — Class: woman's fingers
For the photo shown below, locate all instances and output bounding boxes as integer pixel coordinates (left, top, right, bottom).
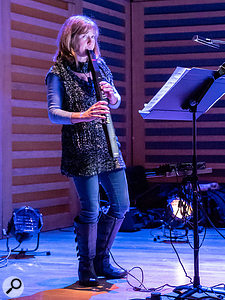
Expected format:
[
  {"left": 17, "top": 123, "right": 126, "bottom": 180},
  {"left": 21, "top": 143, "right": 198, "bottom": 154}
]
[
  {"left": 99, "top": 82, "right": 117, "bottom": 102},
  {"left": 87, "top": 102, "right": 110, "bottom": 119},
  {"left": 91, "top": 104, "right": 109, "bottom": 113},
  {"left": 100, "top": 83, "right": 113, "bottom": 93},
  {"left": 95, "top": 100, "right": 108, "bottom": 105}
]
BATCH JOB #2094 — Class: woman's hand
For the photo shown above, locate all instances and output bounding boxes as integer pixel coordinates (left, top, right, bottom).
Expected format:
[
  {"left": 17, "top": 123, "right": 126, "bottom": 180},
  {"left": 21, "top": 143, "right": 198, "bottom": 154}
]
[
  {"left": 71, "top": 101, "right": 110, "bottom": 123},
  {"left": 100, "top": 81, "right": 120, "bottom": 106}
]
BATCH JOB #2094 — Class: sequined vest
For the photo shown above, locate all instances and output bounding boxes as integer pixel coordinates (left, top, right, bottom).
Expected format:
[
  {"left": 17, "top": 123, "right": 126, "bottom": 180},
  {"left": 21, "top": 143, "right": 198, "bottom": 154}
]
[{"left": 48, "top": 58, "right": 125, "bottom": 177}]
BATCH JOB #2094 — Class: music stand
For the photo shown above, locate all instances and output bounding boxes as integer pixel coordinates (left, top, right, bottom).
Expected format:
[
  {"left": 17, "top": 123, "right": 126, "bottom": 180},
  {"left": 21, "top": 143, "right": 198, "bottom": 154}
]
[{"left": 139, "top": 66, "right": 225, "bottom": 298}]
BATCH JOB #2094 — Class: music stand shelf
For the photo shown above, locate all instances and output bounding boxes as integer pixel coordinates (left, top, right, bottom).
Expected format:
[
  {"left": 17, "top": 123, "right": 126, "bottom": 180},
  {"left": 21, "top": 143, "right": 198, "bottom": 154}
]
[{"left": 146, "top": 168, "right": 212, "bottom": 183}]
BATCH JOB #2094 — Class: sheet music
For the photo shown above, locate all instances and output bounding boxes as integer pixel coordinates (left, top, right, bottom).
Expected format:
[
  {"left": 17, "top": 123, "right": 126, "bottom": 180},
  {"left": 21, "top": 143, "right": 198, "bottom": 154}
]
[{"left": 139, "top": 67, "right": 190, "bottom": 113}]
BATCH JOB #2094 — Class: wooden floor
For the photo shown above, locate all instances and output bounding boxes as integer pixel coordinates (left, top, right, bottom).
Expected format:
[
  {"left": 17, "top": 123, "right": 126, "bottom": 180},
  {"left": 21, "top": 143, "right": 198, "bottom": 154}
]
[{"left": 1, "top": 226, "right": 225, "bottom": 299}]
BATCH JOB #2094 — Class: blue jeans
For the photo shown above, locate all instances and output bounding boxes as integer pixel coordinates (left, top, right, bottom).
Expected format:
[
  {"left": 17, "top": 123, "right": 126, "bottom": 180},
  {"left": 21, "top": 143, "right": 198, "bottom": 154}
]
[{"left": 73, "top": 169, "right": 130, "bottom": 223}]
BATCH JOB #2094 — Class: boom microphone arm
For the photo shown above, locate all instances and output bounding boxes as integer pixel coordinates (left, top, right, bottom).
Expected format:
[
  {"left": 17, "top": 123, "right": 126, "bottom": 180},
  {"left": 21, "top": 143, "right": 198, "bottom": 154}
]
[{"left": 192, "top": 35, "right": 225, "bottom": 49}]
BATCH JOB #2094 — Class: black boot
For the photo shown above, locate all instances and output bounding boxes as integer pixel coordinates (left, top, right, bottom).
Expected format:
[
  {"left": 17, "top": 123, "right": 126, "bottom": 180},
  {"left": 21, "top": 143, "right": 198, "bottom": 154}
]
[
  {"left": 94, "top": 214, "right": 127, "bottom": 279},
  {"left": 74, "top": 220, "right": 99, "bottom": 287}
]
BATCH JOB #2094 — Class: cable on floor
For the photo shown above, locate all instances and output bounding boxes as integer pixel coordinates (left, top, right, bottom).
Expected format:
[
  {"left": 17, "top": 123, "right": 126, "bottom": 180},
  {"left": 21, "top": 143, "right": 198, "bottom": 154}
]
[{"left": 0, "top": 248, "right": 11, "bottom": 268}]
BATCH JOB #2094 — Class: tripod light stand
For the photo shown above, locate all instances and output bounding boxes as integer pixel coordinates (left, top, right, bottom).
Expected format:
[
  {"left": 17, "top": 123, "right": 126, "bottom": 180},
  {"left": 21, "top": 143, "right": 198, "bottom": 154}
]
[{"left": 5, "top": 206, "right": 50, "bottom": 256}]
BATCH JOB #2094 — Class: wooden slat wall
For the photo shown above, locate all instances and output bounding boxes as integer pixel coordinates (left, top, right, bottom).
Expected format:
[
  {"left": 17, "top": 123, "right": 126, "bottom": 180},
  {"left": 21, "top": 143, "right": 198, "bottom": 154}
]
[
  {"left": 132, "top": 0, "right": 225, "bottom": 183},
  {"left": 82, "top": 0, "right": 132, "bottom": 165},
  {"left": 10, "top": 0, "right": 80, "bottom": 231},
  {"left": 0, "top": 0, "right": 12, "bottom": 236}
]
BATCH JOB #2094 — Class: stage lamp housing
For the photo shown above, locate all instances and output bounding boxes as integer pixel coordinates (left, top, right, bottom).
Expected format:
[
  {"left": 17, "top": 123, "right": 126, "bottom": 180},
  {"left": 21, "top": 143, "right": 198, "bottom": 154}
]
[
  {"left": 7, "top": 206, "right": 43, "bottom": 243},
  {"left": 168, "top": 197, "right": 192, "bottom": 220}
]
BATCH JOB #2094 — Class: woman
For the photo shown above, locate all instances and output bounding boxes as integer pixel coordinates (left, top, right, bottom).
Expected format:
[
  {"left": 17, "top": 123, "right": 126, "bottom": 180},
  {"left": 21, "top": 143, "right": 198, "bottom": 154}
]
[{"left": 46, "top": 15, "right": 130, "bottom": 287}]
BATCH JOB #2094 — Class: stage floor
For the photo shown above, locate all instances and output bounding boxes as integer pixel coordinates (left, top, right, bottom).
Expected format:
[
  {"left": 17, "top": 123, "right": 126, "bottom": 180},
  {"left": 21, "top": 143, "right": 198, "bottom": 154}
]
[{"left": 1, "top": 227, "right": 225, "bottom": 299}]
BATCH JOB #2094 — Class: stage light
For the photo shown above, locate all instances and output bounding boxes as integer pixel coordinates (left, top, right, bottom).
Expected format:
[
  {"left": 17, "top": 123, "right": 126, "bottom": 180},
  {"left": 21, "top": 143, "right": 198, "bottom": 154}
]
[
  {"left": 156, "top": 197, "right": 192, "bottom": 242},
  {"left": 7, "top": 206, "right": 43, "bottom": 244},
  {"left": 168, "top": 197, "right": 192, "bottom": 221}
]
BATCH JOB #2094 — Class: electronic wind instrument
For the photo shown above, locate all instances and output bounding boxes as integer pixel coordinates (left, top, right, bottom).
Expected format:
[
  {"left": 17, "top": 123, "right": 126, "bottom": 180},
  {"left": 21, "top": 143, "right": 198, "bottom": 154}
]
[{"left": 87, "top": 50, "right": 120, "bottom": 167}]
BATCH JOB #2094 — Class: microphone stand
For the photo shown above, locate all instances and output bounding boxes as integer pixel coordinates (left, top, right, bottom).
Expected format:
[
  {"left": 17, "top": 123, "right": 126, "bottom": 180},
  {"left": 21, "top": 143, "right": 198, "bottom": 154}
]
[
  {"left": 173, "top": 104, "right": 200, "bottom": 299},
  {"left": 192, "top": 35, "right": 225, "bottom": 49},
  {"left": 173, "top": 60, "right": 225, "bottom": 299},
  {"left": 139, "top": 38, "right": 225, "bottom": 298}
]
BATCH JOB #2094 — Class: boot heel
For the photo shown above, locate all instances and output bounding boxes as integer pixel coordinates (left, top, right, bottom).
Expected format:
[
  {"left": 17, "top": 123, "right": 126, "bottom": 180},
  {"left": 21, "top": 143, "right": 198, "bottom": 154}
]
[{"left": 78, "top": 260, "right": 99, "bottom": 287}]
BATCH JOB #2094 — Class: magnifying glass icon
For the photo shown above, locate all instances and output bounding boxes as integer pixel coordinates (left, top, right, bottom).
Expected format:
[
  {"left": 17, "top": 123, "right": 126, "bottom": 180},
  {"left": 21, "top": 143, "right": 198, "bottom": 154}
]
[{"left": 6, "top": 278, "right": 22, "bottom": 294}]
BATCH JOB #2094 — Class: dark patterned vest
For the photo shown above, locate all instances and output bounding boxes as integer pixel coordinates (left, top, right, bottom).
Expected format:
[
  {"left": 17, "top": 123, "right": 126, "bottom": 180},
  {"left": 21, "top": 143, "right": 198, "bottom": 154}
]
[{"left": 47, "top": 58, "right": 125, "bottom": 177}]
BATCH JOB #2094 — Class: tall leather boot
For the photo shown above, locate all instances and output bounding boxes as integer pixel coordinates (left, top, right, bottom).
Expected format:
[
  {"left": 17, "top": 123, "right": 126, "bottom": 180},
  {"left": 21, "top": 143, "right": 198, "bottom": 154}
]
[
  {"left": 94, "top": 214, "right": 127, "bottom": 279},
  {"left": 74, "top": 220, "right": 99, "bottom": 287}
]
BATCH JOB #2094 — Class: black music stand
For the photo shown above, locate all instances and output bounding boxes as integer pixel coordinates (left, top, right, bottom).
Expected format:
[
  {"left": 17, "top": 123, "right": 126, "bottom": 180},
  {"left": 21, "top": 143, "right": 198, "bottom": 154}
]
[{"left": 139, "top": 66, "right": 225, "bottom": 298}]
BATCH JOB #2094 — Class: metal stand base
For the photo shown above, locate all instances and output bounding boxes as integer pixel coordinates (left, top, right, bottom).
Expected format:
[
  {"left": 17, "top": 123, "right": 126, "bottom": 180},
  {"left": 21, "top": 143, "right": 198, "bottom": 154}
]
[
  {"left": 174, "top": 284, "right": 225, "bottom": 299},
  {"left": 6, "top": 233, "right": 51, "bottom": 256}
]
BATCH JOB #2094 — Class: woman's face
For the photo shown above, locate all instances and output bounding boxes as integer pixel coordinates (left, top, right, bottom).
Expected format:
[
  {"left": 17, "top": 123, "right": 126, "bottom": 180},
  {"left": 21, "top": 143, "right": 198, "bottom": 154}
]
[{"left": 74, "top": 28, "right": 96, "bottom": 58}]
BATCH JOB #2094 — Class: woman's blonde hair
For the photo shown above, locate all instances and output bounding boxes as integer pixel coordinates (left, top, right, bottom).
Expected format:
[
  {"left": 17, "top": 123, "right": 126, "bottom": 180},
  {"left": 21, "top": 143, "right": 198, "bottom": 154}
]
[{"left": 54, "top": 15, "right": 100, "bottom": 63}]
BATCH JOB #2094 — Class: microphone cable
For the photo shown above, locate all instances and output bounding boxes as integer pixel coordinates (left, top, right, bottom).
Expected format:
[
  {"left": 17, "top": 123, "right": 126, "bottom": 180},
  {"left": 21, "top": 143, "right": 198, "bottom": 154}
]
[
  {"left": 109, "top": 248, "right": 190, "bottom": 293},
  {"left": 0, "top": 248, "right": 11, "bottom": 268}
]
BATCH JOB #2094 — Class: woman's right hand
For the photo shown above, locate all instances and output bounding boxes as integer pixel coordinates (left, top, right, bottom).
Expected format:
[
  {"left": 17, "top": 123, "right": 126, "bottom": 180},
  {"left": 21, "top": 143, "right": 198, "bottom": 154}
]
[{"left": 71, "top": 101, "right": 110, "bottom": 123}]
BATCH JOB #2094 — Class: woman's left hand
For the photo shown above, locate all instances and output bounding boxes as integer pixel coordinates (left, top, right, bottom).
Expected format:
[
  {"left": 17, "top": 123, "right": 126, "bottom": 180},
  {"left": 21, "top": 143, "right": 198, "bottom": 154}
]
[{"left": 100, "top": 81, "right": 120, "bottom": 106}]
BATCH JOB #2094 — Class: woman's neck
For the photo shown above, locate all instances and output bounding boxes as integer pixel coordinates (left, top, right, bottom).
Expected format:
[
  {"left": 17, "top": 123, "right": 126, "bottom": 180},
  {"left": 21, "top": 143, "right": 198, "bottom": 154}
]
[{"left": 76, "top": 54, "right": 88, "bottom": 63}]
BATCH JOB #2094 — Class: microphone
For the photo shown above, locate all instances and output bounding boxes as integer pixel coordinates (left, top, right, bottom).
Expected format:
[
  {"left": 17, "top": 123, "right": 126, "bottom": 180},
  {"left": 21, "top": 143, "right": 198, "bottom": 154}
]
[
  {"left": 214, "top": 62, "right": 225, "bottom": 79},
  {"left": 192, "top": 35, "right": 225, "bottom": 79},
  {"left": 192, "top": 35, "right": 220, "bottom": 49}
]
